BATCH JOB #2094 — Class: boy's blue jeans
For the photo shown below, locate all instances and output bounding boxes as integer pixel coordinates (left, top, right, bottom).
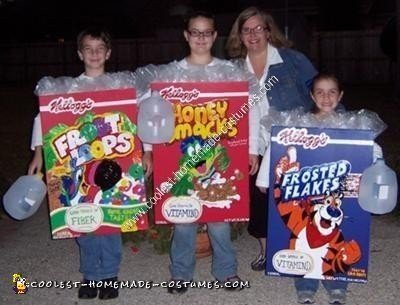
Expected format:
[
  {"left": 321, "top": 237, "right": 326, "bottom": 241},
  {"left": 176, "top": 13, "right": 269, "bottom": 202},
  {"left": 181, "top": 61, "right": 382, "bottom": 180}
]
[
  {"left": 170, "top": 222, "right": 237, "bottom": 281},
  {"left": 295, "top": 278, "right": 348, "bottom": 293},
  {"left": 76, "top": 234, "right": 122, "bottom": 281}
]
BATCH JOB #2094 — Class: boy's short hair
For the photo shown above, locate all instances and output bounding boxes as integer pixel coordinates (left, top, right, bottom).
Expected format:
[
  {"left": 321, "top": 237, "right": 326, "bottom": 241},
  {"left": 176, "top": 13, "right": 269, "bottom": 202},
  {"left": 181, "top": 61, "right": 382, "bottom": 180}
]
[{"left": 77, "top": 27, "right": 112, "bottom": 50}]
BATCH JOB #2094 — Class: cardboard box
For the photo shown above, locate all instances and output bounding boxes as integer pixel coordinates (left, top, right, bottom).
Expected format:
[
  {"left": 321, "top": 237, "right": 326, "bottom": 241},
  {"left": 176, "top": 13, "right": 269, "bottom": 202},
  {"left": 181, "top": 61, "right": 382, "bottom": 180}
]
[
  {"left": 39, "top": 88, "right": 148, "bottom": 239},
  {"left": 266, "top": 126, "right": 374, "bottom": 283},
  {"left": 151, "top": 82, "right": 250, "bottom": 224}
]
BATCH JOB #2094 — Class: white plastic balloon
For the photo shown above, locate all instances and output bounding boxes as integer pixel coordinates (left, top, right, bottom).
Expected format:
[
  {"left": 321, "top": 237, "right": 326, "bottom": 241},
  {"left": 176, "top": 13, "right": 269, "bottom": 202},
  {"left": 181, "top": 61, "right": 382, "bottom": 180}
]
[{"left": 138, "top": 91, "right": 175, "bottom": 144}]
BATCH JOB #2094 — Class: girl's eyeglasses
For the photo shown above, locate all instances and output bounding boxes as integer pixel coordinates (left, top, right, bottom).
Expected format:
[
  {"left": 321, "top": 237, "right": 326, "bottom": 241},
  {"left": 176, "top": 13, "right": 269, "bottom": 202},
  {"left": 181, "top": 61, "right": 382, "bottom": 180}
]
[{"left": 187, "top": 29, "right": 215, "bottom": 38}]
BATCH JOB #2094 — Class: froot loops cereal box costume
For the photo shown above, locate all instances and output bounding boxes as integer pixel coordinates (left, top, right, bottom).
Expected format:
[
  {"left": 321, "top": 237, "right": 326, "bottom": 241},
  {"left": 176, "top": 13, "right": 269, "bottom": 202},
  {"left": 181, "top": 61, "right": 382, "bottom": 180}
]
[{"left": 36, "top": 72, "right": 148, "bottom": 239}]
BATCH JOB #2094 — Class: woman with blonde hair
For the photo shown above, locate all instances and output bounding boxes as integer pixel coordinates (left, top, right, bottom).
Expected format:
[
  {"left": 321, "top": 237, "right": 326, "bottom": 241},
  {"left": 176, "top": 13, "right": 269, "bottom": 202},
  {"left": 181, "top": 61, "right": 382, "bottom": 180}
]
[{"left": 226, "top": 6, "right": 317, "bottom": 272}]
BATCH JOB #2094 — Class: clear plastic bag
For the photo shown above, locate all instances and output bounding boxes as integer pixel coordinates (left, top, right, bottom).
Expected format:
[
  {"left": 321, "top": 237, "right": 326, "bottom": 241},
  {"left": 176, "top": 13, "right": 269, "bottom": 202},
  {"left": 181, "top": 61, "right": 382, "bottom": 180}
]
[
  {"left": 261, "top": 107, "right": 387, "bottom": 139},
  {"left": 134, "top": 58, "right": 259, "bottom": 99},
  {"left": 34, "top": 71, "right": 136, "bottom": 95}
]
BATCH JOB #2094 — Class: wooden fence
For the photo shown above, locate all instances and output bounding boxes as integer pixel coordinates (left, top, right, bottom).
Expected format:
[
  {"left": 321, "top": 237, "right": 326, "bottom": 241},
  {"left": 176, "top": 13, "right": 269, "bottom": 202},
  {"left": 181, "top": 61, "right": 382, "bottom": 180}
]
[{"left": 0, "top": 31, "right": 394, "bottom": 84}]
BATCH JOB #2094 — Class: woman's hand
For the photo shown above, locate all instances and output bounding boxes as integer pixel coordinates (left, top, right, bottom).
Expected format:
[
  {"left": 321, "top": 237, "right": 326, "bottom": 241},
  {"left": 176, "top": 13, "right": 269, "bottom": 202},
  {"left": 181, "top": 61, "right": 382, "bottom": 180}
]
[{"left": 249, "top": 154, "right": 259, "bottom": 176}]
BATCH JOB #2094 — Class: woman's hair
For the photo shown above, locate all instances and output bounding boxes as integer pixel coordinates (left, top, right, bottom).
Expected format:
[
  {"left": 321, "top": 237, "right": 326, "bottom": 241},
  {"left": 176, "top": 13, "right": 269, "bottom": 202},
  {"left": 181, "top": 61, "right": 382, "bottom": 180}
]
[
  {"left": 183, "top": 10, "right": 216, "bottom": 30},
  {"left": 311, "top": 73, "right": 342, "bottom": 93},
  {"left": 77, "top": 27, "right": 112, "bottom": 50},
  {"left": 226, "top": 6, "right": 292, "bottom": 58}
]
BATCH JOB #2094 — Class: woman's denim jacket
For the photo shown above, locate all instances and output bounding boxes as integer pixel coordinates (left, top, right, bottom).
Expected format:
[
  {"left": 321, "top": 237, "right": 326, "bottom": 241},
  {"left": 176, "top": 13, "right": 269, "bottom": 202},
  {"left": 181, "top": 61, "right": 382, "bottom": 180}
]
[{"left": 266, "top": 48, "right": 317, "bottom": 111}]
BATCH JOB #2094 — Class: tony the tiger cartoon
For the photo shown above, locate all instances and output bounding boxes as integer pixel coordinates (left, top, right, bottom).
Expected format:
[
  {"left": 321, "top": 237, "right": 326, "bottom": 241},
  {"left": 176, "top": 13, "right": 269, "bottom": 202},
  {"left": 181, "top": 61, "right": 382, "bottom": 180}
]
[{"left": 273, "top": 146, "right": 361, "bottom": 279}]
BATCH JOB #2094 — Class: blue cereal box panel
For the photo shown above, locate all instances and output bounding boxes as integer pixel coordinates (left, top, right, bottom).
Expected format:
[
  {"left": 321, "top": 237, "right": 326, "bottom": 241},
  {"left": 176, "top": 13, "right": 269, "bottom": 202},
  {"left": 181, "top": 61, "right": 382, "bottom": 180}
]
[{"left": 266, "top": 126, "right": 374, "bottom": 283}]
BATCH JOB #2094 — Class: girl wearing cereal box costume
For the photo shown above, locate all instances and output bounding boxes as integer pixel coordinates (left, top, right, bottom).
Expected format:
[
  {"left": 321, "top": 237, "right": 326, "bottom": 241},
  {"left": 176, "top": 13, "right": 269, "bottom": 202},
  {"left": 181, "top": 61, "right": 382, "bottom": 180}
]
[
  {"left": 136, "top": 11, "right": 257, "bottom": 293},
  {"left": 257, "top": 73, "right": 385, "bottom": 304}
]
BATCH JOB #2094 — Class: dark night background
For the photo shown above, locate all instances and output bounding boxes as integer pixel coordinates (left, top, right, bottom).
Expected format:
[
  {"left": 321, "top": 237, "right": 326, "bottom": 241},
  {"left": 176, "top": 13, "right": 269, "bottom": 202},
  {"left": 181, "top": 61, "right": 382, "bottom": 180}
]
[
  {"left": 0, "top": 0, "right": 395, "bottom": 42},
  {"left": 0, "top": 0, "right": 398, "bottom": 86}
]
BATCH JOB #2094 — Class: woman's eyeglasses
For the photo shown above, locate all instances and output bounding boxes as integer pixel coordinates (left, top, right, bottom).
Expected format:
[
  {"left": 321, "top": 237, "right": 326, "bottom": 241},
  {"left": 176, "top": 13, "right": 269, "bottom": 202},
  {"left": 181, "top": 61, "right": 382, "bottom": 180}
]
[
  {"left": 241, "top": 25, "right": 268, "bottom": 35},
  {"left": 187, "top": 29, "right": 215, "bottom": 38}
]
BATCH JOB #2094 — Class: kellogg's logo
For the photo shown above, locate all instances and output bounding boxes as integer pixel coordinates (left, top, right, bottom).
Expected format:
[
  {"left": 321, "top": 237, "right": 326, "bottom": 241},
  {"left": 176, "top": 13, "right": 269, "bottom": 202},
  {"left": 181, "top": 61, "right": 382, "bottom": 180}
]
[
  {"left": 277, "top": 127, "right": 329, "bottom": 150},
  {"left": 160, "top": 86, "right": 200, "bottom": 103},
  {"left": 49, "top": 97, "right": 94, "bottom": 114}
]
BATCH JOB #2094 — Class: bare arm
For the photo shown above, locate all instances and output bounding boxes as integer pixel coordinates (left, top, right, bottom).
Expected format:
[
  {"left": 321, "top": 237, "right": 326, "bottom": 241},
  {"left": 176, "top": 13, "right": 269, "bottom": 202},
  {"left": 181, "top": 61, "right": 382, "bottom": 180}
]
[
  {"left": 28, "top": 146, "right": 43, "bottom": 175},
  {"left": 142, "top": 151, "right": 153, "bottom": 178}
]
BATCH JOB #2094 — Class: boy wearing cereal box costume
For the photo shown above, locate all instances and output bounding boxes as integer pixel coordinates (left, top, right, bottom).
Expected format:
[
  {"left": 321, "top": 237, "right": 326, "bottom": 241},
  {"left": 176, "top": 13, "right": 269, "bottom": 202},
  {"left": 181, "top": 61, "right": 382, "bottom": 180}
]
[{"left": 28, "top": 28, "right": 152, "bottom": 300}]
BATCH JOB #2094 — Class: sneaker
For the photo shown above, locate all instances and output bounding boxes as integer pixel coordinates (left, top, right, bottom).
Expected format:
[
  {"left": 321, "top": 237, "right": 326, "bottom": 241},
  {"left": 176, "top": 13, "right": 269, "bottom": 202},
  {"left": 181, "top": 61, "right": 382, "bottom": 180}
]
[
  {"left": 222, "top": 275, "right": 244, "bottom": 291},
  {"left": 167, "top": 279, "right": 189, "bottom": 294},
  {"left": 250, "top": 254, "right": 266, "bottom": 271},
  {"left": 297, "top": 290, "right": 315, "bottom": 304},
  {"left": 328, "top": 289, "right": 346, "bottom": 304},
  {"left": 78, "top": 279, "right": 97, "bottom": 299},
  {"left": 98, "top": 277, "right": 119, "bottom": 300}
]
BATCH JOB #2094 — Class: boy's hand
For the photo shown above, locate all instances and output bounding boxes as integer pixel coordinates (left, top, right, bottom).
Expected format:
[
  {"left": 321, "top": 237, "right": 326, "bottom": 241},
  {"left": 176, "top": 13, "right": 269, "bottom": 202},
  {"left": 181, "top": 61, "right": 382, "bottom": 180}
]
[
  {"left": 142, "top": 151, "right": 153, "bottom": 178},
  {"left": 28, "top": 146, "right": 43, "bottom": 175}
]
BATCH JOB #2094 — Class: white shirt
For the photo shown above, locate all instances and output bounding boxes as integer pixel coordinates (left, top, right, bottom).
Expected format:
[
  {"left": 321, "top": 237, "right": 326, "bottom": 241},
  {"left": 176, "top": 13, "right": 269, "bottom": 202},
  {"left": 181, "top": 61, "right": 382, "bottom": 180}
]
[
  {"left": 245, "top": 43, "right": 283, "bottom": 157},
  {"left": 177, "top": 57, "right": 223, "bottom": 69},
  {"left": 31, "top": 114, "right": 42, "bottom": 150},
  {"left": 249, "top": 45, "right": 282, "bottom": 188}
]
